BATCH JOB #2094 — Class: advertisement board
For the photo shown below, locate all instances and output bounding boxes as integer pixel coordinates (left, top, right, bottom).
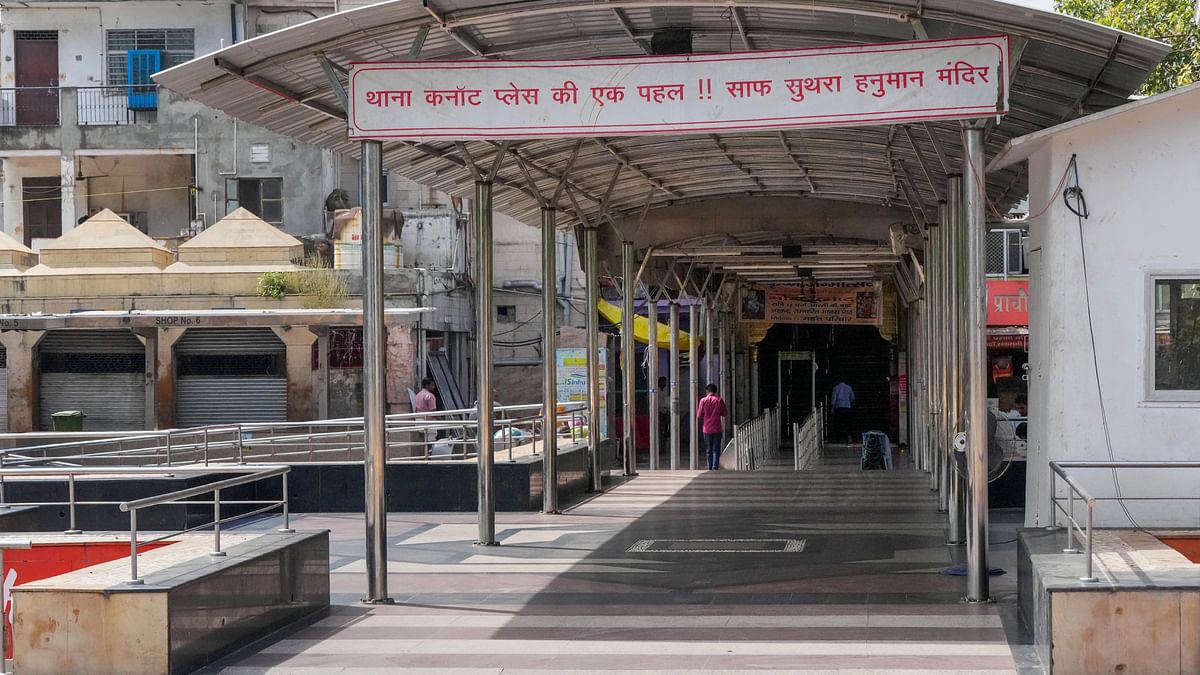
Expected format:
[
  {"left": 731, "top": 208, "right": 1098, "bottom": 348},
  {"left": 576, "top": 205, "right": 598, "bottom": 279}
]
[{"left": 556, "top": 348, "right": 607, "bottom": 439}]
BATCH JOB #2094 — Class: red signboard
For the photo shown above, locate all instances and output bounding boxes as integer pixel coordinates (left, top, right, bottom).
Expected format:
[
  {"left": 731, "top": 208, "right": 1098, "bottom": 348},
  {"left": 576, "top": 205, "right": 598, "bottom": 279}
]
[{"left": 987, "top": 279, "right": 1029, "bottom": 326}]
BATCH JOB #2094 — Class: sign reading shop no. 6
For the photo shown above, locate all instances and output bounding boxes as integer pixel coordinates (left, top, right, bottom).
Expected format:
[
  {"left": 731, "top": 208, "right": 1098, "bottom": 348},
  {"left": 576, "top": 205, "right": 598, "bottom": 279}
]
[{"left": 348, "top": 35, "right": 1008, "bottom": 140}]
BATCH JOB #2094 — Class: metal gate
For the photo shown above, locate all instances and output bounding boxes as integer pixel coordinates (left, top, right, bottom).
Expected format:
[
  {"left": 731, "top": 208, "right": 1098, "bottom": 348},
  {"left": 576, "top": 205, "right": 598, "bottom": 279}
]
[
  {"left": 175, "top": 328, "right": 287, "bottom": 427},
  {"left": 38, "top": 330, "right": 146, "bottom": 431}
]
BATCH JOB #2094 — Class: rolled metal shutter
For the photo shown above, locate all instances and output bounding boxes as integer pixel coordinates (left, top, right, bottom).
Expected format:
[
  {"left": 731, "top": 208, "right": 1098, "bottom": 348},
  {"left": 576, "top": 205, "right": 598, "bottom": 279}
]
[
  {"left": 0, "top": 346, "right": 7, "bottom": 433},
  {"left": 38, "top": 330, "right": 146, "bottom": 431},
  {"left": 175, "top": 328, "right": 287, "bottom": 427}
]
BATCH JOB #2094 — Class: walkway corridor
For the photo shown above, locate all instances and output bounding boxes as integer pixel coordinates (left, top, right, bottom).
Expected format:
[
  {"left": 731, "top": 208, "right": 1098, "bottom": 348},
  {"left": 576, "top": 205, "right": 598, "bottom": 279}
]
[{"left": 219, "top": 450, "right": 1019, "bottom": 673}]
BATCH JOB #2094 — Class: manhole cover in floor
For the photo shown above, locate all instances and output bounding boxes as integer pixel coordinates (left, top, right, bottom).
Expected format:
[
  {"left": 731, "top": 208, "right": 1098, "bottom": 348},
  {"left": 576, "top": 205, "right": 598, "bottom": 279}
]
[{"left": 626, "top": 538, "right": 805, "bottom": 553}]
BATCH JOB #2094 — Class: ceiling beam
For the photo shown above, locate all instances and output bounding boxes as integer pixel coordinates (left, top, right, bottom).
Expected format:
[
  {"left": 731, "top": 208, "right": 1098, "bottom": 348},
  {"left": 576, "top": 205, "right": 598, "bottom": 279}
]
[
  {"left": 611, "top": 8, "right": 653, "bottom": 54},
  {"left": 777, "top": 132, "right": 817, "bottom": 192},
  {"left": 710, "top": 134, "right": 766, "bottom": 191},
  {"left": 593, "top": 138, "right": 684, "bottom": 198}
]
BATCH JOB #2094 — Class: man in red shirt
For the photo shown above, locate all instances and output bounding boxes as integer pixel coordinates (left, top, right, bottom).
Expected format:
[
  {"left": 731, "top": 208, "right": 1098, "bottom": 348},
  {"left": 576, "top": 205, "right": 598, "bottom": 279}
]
[
  {"left": 414, "top": 377, "right": 438, "bottom": 458},
  {"left": 696, "top": 383, "right": 728, "bottom": 470}
]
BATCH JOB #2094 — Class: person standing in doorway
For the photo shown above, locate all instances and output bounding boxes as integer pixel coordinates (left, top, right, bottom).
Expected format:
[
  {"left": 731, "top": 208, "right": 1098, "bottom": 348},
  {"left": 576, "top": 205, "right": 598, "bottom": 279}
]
[
  {"left": 830, "top": 377, "right": 856, "bottom": 444},
  {"left": 414, "top": 377, "right": 439, "bottom": 458},
  {"left": 697, "top": 383, "right": 728, "bottom": 470}
]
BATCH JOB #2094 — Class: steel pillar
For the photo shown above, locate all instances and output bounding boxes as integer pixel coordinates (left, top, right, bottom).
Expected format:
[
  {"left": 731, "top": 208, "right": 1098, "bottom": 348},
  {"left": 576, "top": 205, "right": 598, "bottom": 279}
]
[
  {"left": 585, "top": 226, "right": 603, "bottom": 492},
  {"left": 688, "top": 303, "right": 699, "bottom": 470},
  {"left": 718, "top": 312, "right": 728, "bottom": 442},
  {"left": 946, "top": 176, "right": 966, "bottom": 545},
  {"left": 541, "top": 208, "right": 559, "bottom": 513},
  {"left": 964, "top": 125, "right": 990, "bottom": 602},
  {"left": 928, "top": 215, "right": 943, "bottom": 496},
  {"left": 647, "top": 297, "right": 660, "bottom": 470},
  {"left": 938, "top": 198, "right": 952, "bottom": 512},
  {"left": 475, "top": 179, "right": 498, "bottom": 545},
  {"left": 622, "top": 241, "right": 638, "bottom": 476},
  {"left": 359, "top": 140, "right": 391, "bottom": 603},
  {"left": 669, "top": 301, "right": 681, "bottom": 470}
]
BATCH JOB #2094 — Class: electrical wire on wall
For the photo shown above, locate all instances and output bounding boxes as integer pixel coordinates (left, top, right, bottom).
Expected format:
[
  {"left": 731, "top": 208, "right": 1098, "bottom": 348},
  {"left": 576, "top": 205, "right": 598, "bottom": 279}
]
[{"left": 1065, "top": 153, "right": 1141, "bottom": 530}]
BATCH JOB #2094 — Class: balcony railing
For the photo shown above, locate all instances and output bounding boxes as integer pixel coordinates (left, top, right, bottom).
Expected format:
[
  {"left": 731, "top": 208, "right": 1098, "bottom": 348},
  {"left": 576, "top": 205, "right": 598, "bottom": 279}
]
[
  {"left": 0, "top": 85, "right": 159, "bottom": 128},
  {"left": 0, "top": 86, "right": 60, "bottom": 126}
]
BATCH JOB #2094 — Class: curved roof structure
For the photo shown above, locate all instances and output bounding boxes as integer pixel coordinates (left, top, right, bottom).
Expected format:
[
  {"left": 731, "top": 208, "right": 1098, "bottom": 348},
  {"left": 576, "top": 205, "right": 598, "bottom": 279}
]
[{"left": 156, "top": 0, "right": 1167, "bottom": 231}]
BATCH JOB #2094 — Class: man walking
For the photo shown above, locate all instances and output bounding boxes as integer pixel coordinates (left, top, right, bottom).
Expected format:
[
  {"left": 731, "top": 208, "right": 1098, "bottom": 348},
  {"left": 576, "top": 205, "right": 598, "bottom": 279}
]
[
  {"left": 830, "top": 376, "right": 856, "bottom": 444},
  {"left": 697, "top": 383, "right": 728, "bottom": 470}
]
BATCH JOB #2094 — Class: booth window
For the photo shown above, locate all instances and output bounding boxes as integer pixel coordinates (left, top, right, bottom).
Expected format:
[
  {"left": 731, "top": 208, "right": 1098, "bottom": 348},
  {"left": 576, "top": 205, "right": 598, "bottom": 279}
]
[{"left": 1153, "top": 278, "right": 1200, "bottom": 395}]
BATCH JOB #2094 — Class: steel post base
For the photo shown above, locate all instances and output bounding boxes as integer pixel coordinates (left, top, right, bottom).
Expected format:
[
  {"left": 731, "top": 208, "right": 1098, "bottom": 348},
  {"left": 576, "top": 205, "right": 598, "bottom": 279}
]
[{"left": 361, "top": 597, "right": 396, "bottom": 605}]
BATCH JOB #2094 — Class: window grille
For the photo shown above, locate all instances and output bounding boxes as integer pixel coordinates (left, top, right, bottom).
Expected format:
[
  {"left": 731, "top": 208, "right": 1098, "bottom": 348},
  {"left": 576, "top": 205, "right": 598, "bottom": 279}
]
[{"left": 105, "top": 29, "right": 194, "bottom": 85}]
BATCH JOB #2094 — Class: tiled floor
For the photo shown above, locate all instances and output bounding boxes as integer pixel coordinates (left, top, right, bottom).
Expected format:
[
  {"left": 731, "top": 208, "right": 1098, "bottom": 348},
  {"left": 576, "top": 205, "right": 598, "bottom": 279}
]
[{"left": 217, "top": 447, "right": 1031, "bottom": 673}]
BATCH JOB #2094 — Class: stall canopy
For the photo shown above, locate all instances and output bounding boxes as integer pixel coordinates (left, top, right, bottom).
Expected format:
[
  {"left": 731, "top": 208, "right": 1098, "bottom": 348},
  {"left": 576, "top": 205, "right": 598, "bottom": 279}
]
[{"left": 598, "top": 300, "right": 697, "bottom": 349}]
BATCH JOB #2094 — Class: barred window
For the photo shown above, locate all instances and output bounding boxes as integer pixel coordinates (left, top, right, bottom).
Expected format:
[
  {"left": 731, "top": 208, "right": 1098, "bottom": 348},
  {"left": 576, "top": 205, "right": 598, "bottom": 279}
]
[{"left": 105, "top": 29, "right": 194, "bottom": 85}]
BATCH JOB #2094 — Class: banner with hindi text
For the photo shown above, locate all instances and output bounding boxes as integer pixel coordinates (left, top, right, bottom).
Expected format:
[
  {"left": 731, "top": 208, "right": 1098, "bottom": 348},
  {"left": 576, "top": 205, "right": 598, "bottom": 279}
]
[
  {"left": 349, "top": 35, "right": 1008, "bottom": 140},
  {"left": 740, "top": 282, "right": 883, "bottom": 326}
]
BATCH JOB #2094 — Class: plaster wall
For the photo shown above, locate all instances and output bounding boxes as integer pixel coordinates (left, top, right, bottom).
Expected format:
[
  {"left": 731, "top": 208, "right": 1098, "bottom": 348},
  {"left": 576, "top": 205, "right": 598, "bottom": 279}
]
[{"left": 1024, "top": 87, "right": 1200, "bottom": 528}]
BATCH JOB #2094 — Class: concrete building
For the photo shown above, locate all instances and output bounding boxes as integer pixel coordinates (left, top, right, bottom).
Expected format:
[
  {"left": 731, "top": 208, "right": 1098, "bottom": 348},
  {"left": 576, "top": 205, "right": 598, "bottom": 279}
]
[
  {"left": 0, "top": 208, "right": 442, "bottom": 432},
  {"left": 991, "top": 82, "right": 1200, "bottom": 529}
]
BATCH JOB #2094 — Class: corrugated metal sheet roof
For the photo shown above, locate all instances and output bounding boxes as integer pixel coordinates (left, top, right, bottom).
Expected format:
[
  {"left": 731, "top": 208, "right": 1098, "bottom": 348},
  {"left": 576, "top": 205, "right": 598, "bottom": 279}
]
[{"left": 155, "top": 0, "right": 1169, "bottom": 229}]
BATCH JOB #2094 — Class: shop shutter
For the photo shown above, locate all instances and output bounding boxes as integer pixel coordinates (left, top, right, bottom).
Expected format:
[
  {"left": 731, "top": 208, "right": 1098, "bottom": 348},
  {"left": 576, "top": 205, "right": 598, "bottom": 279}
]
[
  {"left": 38, "top": 330, "right": 146, "bottom": 431},
  {"left": 175, "top": 328, "right": 287, "bottom": 427}
]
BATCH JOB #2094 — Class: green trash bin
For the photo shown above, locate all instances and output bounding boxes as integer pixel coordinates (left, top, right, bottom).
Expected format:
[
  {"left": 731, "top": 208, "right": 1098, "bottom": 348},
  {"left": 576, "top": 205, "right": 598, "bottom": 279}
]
[{"left": 51, "top": 411, "right": 84, "bottom": 432}]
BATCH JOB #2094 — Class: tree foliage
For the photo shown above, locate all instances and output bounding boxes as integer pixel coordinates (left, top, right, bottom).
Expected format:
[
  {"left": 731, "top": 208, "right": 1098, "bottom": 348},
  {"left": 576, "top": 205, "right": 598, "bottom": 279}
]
[{"left": 1056, "top": 0, "right": 1200, "bottom": 95}]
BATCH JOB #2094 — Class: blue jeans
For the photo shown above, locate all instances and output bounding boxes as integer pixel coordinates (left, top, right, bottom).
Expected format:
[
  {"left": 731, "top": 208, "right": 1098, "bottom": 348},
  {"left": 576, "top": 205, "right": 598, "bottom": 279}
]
[{"left": 704, "top": 432, "right": 723, "bottom": 469}]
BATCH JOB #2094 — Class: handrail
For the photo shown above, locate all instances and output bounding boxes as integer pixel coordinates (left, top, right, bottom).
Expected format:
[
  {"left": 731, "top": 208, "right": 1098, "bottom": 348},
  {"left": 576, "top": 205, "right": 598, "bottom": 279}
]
[
  {"left": 793, "top": 405, "right": 825, "bottom": 471},
  {"left": 1046, "top": 460, "right": 1200, "bottom": 584},
  {"left": 732, "top": 405, "right": 779, "bottom": 471},
  {"left": 0, "top": 465, "right": 289, "bottom": 584},
  {"left": 0, "top": 401, "right": 590, "bottom": 469}
]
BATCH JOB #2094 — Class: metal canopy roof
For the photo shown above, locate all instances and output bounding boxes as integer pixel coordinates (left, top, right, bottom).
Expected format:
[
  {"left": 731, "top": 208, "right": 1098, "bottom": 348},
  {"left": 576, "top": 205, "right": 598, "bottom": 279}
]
[{"left": 155, "top": 0, "right": 1167, "bottom": 232}]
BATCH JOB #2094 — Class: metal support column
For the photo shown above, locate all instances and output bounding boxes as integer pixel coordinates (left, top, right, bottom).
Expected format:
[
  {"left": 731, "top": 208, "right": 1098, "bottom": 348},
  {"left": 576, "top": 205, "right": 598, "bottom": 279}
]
[
  {"left": 938, "top": 200, "right": 951, "bottom": 513},
  {"left": 964, "top": 125, "right": 990, "bottom": 602},
  {"left": 688, "top": 303, "right": 699, "bottom": 470},
  {"left": 647, "top": 297, "right": 660, "bottom": 470},
  {"left": 541, "top": 208, "right": 559, "bottom": 513},
  {"left": 669, "top": 300, "right": 681, "bottom": 470},
  {"left": 717, "top": 312, "right": 728, "bottom": 442},
  {"left": 360, "top": 140, "right": 391, "bottom": 603},
  {"left": 585, "top": 227, "right": 603, "bottom": 492},
  {"left": 928, "top": 216, "right": 943, "bottom": 496},
  {"left": 622, "top": 241, "right": 638, "bottom": 476},
  {"left": 946, "top": 176, "right": 966, "bottom": 545},
  {"left": 476, "top": 179, "right": 499, "bottom": 545}
]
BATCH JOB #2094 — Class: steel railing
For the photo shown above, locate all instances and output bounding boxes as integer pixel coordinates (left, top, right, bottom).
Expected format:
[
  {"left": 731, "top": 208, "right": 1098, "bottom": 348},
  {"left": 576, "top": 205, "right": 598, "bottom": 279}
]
[
  {"left": 76, "top": 85, "right": 158, "bottom": 125},
  {"left": 0, "top": 465, "right": 288, "bottom": 584},
  {"left": 732, "top": 405, "right": 780, "bottom": 471},
  {"left": 1048, "top": 460, "right": 1200, "bottom": 584},
  {"left": 0, "top": 402, "right": 590, "bottom": 469},
  {"left": 792, "top": 405, "right": 825, "bottom": 471},
  {"left": 0, "top": 85, "right": 159, "bottom": 127}
]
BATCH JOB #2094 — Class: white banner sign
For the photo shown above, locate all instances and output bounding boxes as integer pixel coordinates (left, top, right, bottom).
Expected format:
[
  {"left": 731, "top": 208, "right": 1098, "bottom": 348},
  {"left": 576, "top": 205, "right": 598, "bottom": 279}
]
[{"left": 349, "top": 35, "right": 1008, "bottom": 140}]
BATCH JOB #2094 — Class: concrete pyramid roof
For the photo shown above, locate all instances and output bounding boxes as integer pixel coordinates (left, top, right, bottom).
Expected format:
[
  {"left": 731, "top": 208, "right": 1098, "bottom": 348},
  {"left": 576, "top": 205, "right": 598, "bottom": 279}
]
[
  {"left": 39, "top": 209, "right": 169, "bottom": 252},
  {"left": 0, "top": 229, "right": 35, "bottom": 255},
  {"left": 180, "top": 208, "right": 302, "bottom": 249}
]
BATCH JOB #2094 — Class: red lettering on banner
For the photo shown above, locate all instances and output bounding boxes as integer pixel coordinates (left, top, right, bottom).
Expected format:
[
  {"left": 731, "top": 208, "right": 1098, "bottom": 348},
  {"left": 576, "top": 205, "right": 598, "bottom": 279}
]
[
  {"left": 424, "top": 87, "right": 482, "bottom": 107},
  {"left": 551, "top": 81, "right": 578, "bottom": 104},
  {"left": 590, "top": 85, "right": 626, "bottom": 106},
  {"left": 494, "top": 82, "right": 540, "bottom": 106},
  {"left": 783, "top": 76, "right": 842, "bottom": 102},
  {"left": 636, "top": 83, "right": 686, "bottom": 104},
  {"left": 726, "top": 79, "right": 773, "bottom": 98},
  {"left": 936, "top": 61, "right": 991, "bottom": 86},
  {"left": 853, "top": 70, "right": 924, "bottom": 98},
  {"left": 365, "top": 90, "right": 412, "bottom": 107}
]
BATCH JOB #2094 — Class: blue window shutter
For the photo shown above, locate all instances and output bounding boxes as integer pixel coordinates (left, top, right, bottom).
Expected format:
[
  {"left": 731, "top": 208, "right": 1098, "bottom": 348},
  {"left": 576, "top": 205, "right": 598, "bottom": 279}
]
[{"left": 126, "top": 50, "right": 160, "bottom": 110}]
